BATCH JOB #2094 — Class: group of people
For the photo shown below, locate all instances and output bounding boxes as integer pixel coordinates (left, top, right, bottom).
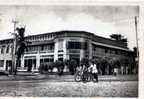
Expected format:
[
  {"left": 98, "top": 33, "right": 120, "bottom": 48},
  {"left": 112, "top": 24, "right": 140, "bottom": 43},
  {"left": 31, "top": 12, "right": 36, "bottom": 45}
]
[{"left": 76, "top": 61, "right": 98, "bottom": 82}]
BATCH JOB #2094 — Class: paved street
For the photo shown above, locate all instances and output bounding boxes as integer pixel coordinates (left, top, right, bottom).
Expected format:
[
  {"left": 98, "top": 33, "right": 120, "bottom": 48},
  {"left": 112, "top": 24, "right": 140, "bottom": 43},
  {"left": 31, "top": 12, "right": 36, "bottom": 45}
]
[
  {"left": 0, "top": 80, "right": 138, "bottom": 97},
  {"left": 0, "top": 72, "right": 138, "bottom": 81}
]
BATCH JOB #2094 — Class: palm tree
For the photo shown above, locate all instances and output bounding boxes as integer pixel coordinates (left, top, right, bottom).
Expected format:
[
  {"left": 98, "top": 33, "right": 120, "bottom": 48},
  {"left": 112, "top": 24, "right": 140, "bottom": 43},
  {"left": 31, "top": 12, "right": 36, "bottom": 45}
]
[{"left": 14, "top": 27, "right": 27, "bottom": 75}]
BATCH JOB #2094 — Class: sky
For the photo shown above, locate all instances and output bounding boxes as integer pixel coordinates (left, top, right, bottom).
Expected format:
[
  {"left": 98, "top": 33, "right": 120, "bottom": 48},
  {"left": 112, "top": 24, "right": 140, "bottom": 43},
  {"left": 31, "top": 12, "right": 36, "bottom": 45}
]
[{"left": 0, "top": 5, "right": 139, "bottom": 50}]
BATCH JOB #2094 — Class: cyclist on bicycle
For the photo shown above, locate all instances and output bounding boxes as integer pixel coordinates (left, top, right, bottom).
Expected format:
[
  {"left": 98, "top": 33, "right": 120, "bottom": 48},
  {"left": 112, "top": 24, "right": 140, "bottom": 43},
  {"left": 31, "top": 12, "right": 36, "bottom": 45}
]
[
  {"left": 74, "top": 64, "right": 89, "bottom": 82},
  {"left": 88, "top": 63, "right": 93, "bottom": 80},
  {"left": 88, "top": 61, "right": 98, "bottom": 82},
  {"left": 81, "top": 64, "right": 88, "bottom": 82},
  {"left": 76, "top": 65, "right": 82, "bottom": 75}
]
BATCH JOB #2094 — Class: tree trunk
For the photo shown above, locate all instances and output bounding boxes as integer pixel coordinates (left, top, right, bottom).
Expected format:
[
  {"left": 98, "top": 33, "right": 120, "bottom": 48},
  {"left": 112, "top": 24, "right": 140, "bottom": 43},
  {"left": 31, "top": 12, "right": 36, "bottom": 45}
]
[{"left": 14, "top": 59, "right": 19, "bottom": 75}]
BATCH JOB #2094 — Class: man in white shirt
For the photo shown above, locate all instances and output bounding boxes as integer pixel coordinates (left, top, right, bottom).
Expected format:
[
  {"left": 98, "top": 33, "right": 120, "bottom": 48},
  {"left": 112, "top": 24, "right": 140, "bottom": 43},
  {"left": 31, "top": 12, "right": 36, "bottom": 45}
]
[{"left": 92, "top": 62, "right": 98, "bottom": 82}]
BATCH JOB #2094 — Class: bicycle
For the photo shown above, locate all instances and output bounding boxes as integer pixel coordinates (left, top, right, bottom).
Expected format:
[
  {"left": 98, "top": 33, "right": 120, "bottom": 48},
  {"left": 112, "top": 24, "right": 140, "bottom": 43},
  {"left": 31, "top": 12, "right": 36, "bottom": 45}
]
[
  {"left": 74, "top": 70, "right": 98, "bottom": 82},
  {"left": 74, "top": 70, "right": 83, "bottom": 82}
]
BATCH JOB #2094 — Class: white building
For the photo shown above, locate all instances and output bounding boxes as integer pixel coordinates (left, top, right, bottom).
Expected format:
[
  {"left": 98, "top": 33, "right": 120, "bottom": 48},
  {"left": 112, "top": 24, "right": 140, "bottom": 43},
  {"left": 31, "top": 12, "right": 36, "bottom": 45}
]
[{"left": 0, "top": 30, "right": 135, "bottom": 74}]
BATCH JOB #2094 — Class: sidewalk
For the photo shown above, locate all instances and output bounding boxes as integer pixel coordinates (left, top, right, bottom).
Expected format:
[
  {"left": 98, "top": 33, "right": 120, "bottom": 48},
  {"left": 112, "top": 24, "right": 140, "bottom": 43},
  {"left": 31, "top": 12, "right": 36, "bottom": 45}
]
[{"left": 0, "top": 72, "right": 138, "bottom": 81}]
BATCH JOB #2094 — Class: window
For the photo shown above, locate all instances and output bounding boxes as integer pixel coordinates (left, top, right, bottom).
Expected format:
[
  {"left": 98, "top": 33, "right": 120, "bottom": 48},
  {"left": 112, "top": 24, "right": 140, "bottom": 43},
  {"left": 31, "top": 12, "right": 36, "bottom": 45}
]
[
  {"left": 43, "top": 44, "right": 54, "bottom": 51},
  {"left": 45, "top": 35, "right": 48, "bottom": 40},
  {"left": 92, "top": 46, "right": 96, "bottom": 51},
  {"left": 58, "top": 54, "right": 63, "bottom": 61},
  {"left": 81, "top": 42, "right": 87, "bottom": 50},
  {"left": 58, "top": 40, "right": 63, "bottom": 52},
  {"left": 110, "top": 49, "right": 115, "bottom": 54},
  {"left": 10, "top": 45, "right": 13, "bottom": 53},
  {"left": 40, "top": 55, "right": 54, "bottom": 64},
  {"left": 24, "top": 59, "right": 28, "bottom": 67},
  {"left": 24, "top": 56, "right": 36, "bottom": 69},
  {"left": 6, "top": 60, "right": 12, "bottom": 71},
  {"left": 6, "top": 60, "right": 12, "bottom": 67},
  {"left": 6, "top": 45, "right": 9, "bottom": 53},
  {"left": 49, "top": 58, "right": 54, "bottom": 62},
  {"left": 67, "top": 42, "right": 87, "bottom": 49},
  {"left": 115, "top": 50, "right": 118, "bottom": 54},
  {"left": 17, "top": 61, "right": 21, "bottom": 67},
  {"left": 50, "top": 45, "right": 54, "bottom": 50},
  {"left": 34, "top": 36, "right": 36, "bottom": 41},
  {"left": 1, "top": 46, "right": 5, "bottom": 54},
  {"left": 43, "top": 45, "right": 47, "bottom": 51},
  {"left": 27, "top": 46, "right": 37, "bottom": 52},
  {"left": 0, "top": 60, "right": 4, "bottom": 67},
  {"left": 105, "top": 49, "right": 108, "bottom": 53},
  {"left": 67, "top": 42, "right": 80, "bottom": 49},
  {"left": 41, "top": 45, "right": 44, "bottom": 51}
]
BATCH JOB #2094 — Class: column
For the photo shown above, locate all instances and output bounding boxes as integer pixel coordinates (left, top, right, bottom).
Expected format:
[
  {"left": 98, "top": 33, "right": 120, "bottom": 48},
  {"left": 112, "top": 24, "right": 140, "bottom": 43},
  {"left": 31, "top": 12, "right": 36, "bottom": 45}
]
[
  {"left": 63, "top": 39, "right": 67, "bottom": 60},
  {"left": 80, "top": 39, "right": 85, "bottom": 61},
  {"left": 4, "top": 59, "right": 6, "bottom": 71},
  {"left": 88, "top": 40, "right": 92, "bottom": 60},
  {"left": 21, "top": 56, "right": 25, "bottom": 70},
  {"left": 54, "top": 40, "right": 58, "bottom": 61},
  {"left": 36, "top": 54, "right": 40, "bottom": 69},
  {"left": 80, "top": 50, "right": 84, "bottom": 61}
]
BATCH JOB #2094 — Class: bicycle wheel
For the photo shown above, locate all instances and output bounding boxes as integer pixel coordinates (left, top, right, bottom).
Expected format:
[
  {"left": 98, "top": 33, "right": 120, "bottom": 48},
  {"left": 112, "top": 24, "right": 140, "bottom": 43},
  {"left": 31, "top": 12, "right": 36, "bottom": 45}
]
[
  {"left": 87, "top": 73, "right": 92, "bottom": 82},
  {"left": 82, "top": 73, "right": 89, "bottom": 82},
  {"left": 92, "top": 74, "right": 98, "bottom": 82},
  {"left": 74, "top": 71, "right": 82, "bottom": 82}
]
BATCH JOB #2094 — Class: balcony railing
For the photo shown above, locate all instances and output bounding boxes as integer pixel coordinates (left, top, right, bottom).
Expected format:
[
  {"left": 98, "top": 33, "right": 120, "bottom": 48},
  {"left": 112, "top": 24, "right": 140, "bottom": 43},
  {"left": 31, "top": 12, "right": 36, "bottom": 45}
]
[
  {"left": 25, "top": 50, "right": 54, "bottom": 54},
  {"left": 92, "top": 51, "right": 125, "bottom": 58},
  {"left": 40, "top": 50, "right": 54, "bottom": 53},
  {"left": 68, "top": 49, "right": 80, "bottom": 53},
  {"left": 25, "top": 51, "right": 37, "bottom": 54}
]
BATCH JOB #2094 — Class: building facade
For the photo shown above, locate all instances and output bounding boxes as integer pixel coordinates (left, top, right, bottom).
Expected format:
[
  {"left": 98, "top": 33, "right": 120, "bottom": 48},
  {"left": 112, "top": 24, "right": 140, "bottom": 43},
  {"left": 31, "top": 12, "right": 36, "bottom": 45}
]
[{"left": 0, "top": 30, "right": 135, "bottom": 73}]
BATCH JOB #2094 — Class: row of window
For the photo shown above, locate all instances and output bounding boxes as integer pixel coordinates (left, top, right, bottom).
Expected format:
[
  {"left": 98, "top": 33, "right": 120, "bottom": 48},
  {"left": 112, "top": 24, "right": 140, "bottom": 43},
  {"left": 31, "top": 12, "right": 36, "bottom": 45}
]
[
  {"left": 0, "top": 60, "right": 12, "bottom": 68},
  {"left": 67, "top": 42, "right": 87, "bottom": 49},
  {"left": 26, "top": 34, "right": 55, "bottom": 42},
  {"left": 27, "top": 41, "right": 88, "bottom": 52},
  {"left": 0, "top": 54, "right": 64, "bottom": 69},
  {"left": 28, "top": 41, "right": 88, "bottom": 51},
  {"left": 26, "top": 44, "right": 54, "bottom": 52},
  {"left": 0, "top": 60, "right": 4, "bottom": 67},
  {"left": 0, "top": 45, "right": 12, "bottom": 54},
  {"left": 24, "top": 55, "right": 55, "bottom": 68},
  {"left": 0, "top": 42, "right": 129, "bottom": 57},
  {"left": 24, "top": 55, "right": 64, "bottom": 67},
  {"left": 92, "top": 45, "right": 128, "bottom": 56}
]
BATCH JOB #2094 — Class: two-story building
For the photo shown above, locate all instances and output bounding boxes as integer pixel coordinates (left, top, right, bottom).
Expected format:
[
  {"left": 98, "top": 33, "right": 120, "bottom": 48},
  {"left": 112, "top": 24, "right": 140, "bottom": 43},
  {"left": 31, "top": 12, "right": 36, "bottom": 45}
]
[{"left": 0, "top": 30, "right": 135, "bottom": 73}]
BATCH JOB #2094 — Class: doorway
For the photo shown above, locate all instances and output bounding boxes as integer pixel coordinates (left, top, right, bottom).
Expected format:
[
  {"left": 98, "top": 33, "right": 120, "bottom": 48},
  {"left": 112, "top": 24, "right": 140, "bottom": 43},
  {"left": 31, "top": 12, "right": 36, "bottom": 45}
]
[
  {"left": 24, "top": 56, "right": 36, "bottom": 72},
  {"left": 69, "top": 54, "right": 80, "bottom": 66},
  {"left": 6, "top": 60, "right": 12, "bottom": 71}
]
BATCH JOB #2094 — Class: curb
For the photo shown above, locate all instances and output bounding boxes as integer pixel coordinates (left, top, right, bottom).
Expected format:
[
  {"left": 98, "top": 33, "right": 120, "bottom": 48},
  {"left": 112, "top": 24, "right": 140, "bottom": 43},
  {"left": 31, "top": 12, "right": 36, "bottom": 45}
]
[{"left": 0, "top": 77, "right": 138, "bottom": 82}]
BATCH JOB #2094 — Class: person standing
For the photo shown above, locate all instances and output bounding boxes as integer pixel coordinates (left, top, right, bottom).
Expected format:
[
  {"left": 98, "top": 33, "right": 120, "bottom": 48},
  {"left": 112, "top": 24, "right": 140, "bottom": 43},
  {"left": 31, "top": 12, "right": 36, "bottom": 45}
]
[
  {"left": 114, "top": 67, "right": 118, "bottom": 76},
  {"left": 92, "top": 62, "right": 98, "bottom": 82},
  {"left": 81, "top": 64, "right": 87, "bottom": 82},
  {"left": 32, "top": 64, "right": 35, "bottom": 74},
  {"left": 88, "top": 62, "right": 93, "bottom": 81}
]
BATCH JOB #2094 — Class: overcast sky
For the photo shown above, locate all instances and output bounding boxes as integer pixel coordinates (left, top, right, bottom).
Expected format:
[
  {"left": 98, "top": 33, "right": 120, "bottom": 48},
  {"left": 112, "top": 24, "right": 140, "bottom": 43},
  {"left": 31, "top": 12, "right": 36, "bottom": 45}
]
[{"left": 0, "top": 5, "right": 139, "bottom": 50}]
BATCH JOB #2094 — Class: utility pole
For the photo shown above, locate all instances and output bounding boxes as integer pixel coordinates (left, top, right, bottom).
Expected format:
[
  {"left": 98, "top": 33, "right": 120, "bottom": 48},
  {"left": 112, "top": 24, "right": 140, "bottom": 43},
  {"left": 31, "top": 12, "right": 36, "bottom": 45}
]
[
  {"left": 134, "top": 16, "right": 139, "bottom": 73},
  {"left": 12, "top": 20, "right": 18, "bottom": 32},
  {"left": 11, "top": 19, "right": 19, "bottom": 75}
]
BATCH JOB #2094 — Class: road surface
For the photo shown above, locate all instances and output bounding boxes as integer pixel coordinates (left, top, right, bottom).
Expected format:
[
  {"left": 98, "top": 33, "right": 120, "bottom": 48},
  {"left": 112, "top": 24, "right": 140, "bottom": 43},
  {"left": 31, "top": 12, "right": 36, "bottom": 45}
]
[{"left": 0, "top": 80, "right": 138, "bottom": 97}]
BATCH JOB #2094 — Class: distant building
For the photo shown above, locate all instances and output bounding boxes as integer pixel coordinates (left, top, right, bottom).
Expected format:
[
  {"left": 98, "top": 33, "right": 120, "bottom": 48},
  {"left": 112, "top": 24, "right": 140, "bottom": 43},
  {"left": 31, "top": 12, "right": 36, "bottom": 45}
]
[{"left": 0, "top": 30, "right": 135, "bottom": 73}]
